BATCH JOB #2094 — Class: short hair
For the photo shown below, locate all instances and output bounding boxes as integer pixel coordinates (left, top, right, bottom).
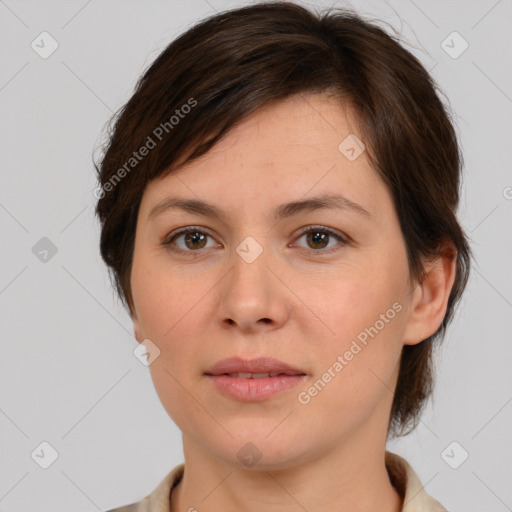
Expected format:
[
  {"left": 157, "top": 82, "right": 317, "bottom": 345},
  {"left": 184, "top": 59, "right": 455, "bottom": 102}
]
[{"left": 94, "top": 1, "right": 472, "bottom": 439}]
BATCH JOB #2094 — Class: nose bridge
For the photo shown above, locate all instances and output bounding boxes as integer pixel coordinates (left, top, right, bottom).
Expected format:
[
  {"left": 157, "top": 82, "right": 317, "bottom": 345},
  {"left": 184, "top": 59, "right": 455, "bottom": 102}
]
[
  {"left": 218, "top": 234, "right": 289, "bottom": 330},
  {"left": 235, "top": 234, "right": 266, "bottom": 266},
  {"left": 229, "top": 234, "right": 273, "bottom": 298}
]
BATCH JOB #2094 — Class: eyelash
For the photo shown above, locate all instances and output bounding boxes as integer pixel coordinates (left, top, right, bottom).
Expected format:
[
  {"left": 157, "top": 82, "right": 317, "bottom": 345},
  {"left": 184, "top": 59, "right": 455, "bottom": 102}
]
[{"left": 162, "top": 225, "right": 350, "bottom": 256}]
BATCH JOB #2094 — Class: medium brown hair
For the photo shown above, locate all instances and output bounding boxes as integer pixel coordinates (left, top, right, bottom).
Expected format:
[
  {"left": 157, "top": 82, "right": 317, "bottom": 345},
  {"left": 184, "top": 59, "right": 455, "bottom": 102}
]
[{"left": 94, "top": 1, "right": 471, "bottom": 438}]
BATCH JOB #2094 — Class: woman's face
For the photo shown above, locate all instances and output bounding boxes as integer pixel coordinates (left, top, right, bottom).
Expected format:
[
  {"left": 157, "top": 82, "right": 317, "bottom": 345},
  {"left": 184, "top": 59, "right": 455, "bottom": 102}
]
[{"left": 130, "top": 93, "right": 420, "bottom": 468}]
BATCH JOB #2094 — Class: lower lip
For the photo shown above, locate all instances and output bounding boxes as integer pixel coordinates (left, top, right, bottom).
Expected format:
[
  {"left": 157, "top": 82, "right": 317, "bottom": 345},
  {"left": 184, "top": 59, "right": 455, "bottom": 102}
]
[{"left": 207, "top": 374, "right": 306, "bottom": 401}]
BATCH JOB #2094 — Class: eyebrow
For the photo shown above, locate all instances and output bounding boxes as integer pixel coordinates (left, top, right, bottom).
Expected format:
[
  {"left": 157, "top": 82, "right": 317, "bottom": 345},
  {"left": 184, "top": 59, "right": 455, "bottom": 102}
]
[{"left": 148, "top": 193, "right": 372, "bottom": 222}]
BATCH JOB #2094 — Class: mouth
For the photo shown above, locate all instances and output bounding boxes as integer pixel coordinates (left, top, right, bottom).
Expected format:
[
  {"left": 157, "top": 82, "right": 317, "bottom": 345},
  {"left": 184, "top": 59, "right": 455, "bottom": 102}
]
[{"left": 205, "top": 357, "right": 307, "bottom": 401}]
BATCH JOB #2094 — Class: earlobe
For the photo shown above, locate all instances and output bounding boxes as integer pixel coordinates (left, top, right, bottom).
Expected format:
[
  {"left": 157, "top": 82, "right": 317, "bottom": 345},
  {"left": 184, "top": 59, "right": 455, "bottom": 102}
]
[
  {"left": 402, "top": 242, "right": 457, "bottom": 346},
  {"left": 131, "top": 311, "right": 143, "bottom": 343}
]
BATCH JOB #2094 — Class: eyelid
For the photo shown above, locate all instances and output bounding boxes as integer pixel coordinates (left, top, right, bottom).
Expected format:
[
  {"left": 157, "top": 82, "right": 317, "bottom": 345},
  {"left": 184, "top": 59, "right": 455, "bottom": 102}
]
[{"left": 163, "top": 225, "right": 217, "bottom": 243}]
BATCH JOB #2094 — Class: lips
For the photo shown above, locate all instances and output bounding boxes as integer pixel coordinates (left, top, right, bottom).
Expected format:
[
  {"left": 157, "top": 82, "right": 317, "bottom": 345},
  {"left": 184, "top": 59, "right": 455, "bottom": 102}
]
[
  {"left": 205, "top": 357, "right": 307, "bottom": 401},
  {"left": 205, "top": 357, "right": 306, "bottom": 377}
]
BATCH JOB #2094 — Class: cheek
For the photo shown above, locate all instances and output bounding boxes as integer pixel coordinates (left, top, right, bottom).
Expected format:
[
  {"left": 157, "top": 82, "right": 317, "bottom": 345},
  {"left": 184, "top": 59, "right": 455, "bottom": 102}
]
[
  {"left": 131, "top": 263, "right": 210, "bottom": 429},
  {"left": 299, "top": 259, "right": 406, "bottom": 344},
  {"left": 293, "top": 257, "right": 407, "bottom": 406},
  {"left": 130, "top": 257, "right": 209, "bottom": 419},
  {"left": 131, "top": 250, "right": 207, "bottom": 338},
  {"left": 295, "top": 303, "right": 404, "bottom": 440}
]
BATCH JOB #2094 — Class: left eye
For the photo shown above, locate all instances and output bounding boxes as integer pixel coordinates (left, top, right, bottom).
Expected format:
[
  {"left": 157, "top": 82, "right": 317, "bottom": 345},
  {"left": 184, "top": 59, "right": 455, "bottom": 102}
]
[{"left": 292, "top": 226, "right": 348, "bottom": 252}]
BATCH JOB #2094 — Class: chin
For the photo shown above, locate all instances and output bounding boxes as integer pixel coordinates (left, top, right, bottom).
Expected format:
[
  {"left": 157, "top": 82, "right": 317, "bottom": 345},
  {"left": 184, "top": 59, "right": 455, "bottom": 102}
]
[{"left": 213, "top": 433, "right": 312, "bottom": 471}]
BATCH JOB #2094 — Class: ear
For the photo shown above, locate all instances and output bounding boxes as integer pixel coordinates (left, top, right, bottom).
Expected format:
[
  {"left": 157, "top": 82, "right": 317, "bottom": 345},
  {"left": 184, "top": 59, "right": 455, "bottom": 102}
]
[
  {"left": 402, "top": 241, "right": 457, "bottom": 346},
  {"left": 131, "top": 308, "right": 143, "bottom": 344}
]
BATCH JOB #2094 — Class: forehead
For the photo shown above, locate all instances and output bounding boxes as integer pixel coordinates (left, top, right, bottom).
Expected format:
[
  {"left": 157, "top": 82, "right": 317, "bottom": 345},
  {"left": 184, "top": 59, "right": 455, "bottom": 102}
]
[
  {"left": 204, "top": 93, "right": 362, "bottom": 161},
  {"left": 139, "top": 93, "right": 387, "bottom": 218}
]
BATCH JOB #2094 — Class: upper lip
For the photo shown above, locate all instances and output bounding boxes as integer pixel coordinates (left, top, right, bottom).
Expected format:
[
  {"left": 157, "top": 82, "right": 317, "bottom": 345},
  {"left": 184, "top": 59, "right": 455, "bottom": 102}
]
[{"left": 205, "top": 357, "right": 306, "bottom": 376}]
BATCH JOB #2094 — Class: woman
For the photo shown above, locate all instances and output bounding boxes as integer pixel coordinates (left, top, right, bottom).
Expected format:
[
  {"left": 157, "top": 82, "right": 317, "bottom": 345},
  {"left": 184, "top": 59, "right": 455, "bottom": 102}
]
[{"left": 94, "top": 2, "right": 471, "bottom": 510}]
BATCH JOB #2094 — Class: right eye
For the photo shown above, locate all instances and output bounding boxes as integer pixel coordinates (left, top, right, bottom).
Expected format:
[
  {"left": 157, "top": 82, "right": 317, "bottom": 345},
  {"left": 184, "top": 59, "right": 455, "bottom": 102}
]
[{"left": 162, "top": 227, "right": 221, "bottom": 254}]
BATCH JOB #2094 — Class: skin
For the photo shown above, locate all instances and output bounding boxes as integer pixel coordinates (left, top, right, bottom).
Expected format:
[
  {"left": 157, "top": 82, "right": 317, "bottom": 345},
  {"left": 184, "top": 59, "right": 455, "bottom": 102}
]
[{"left": 129, "top": 93, "right": 457, "bottom": 512}]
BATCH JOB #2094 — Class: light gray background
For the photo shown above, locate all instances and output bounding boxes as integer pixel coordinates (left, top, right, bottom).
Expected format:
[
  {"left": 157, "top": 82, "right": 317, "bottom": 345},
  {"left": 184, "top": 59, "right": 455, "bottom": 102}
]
[{"left": 0, "top": 0, "right": 511, "bottom": 510}]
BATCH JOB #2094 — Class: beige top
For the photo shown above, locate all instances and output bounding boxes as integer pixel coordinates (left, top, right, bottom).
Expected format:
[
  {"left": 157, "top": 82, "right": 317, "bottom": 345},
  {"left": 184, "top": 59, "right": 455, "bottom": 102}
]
[{"left": 106, "top": 451, "right": 447, "bottom": 512}]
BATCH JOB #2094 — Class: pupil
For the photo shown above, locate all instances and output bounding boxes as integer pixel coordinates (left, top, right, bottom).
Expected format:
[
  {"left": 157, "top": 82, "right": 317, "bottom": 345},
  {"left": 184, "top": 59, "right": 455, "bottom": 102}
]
[
  {"left": 186, "top": 231, "right": 206, "bottom": 249},
  {"left": 308, "top": 231, "right": 328, "bottom": 249}
]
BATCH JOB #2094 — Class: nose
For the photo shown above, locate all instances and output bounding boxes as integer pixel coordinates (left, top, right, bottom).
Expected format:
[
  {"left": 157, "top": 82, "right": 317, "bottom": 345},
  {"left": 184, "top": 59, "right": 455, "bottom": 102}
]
[{"left": 217, "top": 246, "right": 290, "bottom": 334}]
